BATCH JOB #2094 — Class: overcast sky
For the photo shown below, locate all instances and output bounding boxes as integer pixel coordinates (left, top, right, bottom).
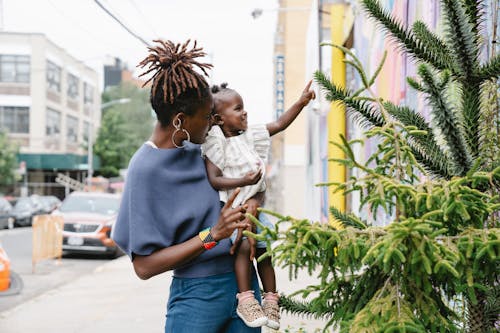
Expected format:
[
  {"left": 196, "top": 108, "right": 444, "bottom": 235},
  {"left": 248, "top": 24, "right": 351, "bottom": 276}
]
[{"left": 2, "top": 0, "right": 279, "bottom": 124}]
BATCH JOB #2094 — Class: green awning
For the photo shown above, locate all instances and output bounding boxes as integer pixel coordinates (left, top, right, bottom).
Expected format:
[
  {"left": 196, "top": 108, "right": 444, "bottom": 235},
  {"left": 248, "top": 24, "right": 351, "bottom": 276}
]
[{"left": 17, "top": 153, "right": 101, "bottom": 171}]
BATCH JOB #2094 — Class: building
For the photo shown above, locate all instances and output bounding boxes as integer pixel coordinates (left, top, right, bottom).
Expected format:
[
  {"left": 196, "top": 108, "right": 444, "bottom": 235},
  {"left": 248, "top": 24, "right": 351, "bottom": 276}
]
[
  {"left": 268, "top": 0, "right": 341, "bottom": 222},
  {"left": 103, "top": 56, "right": 146, "bottom": 90},
  {"left": 0, "top": 32, "right": 100, "bottom": 198},
  {"left": 267, "top": 0, "right": 315, "bottom": 219}
]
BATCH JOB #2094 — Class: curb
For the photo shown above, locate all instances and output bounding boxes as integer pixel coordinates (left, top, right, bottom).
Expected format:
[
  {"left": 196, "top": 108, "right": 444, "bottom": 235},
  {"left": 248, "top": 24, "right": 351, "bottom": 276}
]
[{"left": 0, "top": 271, "right": 23, "bottom": 296}]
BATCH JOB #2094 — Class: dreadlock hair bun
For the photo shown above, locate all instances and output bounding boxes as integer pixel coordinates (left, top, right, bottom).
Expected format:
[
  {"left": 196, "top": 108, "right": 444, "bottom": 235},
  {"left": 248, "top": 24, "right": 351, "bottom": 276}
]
[{"left": 138, "top": 39, "right": 213, "bottom": 125}]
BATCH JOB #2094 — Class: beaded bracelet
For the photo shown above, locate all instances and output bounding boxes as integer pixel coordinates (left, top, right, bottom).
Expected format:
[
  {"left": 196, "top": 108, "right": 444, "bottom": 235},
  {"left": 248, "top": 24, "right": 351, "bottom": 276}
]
[{"left": 198, "top": 227, "right": 218, "bottom": 250}]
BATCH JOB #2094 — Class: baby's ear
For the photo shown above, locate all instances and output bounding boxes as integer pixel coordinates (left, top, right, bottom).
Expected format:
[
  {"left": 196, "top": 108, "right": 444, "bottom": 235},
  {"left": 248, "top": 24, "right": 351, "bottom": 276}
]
[{"left": 213, "top": 114, "right": 224, "bottom": 126}]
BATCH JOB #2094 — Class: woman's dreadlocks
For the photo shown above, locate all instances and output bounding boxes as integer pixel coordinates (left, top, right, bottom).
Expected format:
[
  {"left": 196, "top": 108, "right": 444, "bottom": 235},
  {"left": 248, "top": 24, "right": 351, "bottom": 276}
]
[{"left": 138, "top": 39, "right": 213, "bottom": 125}]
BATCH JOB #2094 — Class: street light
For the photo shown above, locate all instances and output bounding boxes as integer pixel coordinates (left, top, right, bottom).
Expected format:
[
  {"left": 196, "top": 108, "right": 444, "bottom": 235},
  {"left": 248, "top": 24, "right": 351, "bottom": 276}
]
[
  {"left": 251, "top": 7, "right": 311, "bottom": 19},
  {"left": 87, "top": 98, "right": 131, "bottom": 189}
]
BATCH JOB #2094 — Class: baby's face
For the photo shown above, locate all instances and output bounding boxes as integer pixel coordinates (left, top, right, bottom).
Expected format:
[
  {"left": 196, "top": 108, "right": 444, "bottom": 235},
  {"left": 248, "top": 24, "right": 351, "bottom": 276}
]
[{"left": 217, "top": 92, "right": 248, "bottom": 136}]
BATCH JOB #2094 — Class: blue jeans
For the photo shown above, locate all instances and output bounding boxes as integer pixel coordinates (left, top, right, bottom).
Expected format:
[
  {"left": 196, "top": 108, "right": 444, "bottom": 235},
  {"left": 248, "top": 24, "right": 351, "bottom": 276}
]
[{"left": 165, "top": 270, "right": 261, "bottom": 332}]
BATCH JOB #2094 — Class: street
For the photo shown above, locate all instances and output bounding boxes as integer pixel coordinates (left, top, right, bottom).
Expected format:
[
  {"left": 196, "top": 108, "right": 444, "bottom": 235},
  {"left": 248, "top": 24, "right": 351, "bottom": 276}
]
[{"left": 0, "top": 227, "right": 111, "bottom": 313}]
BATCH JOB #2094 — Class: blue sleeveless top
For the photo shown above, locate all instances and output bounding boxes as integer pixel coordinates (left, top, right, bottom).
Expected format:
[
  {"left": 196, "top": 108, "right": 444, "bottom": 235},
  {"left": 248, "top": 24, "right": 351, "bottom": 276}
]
[{"left": 112, "top": 142, "right": 234, "bottom": 278}]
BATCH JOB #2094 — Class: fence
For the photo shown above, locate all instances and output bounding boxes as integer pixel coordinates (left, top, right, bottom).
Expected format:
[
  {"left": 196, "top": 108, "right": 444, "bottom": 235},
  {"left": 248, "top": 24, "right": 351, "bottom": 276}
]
[{"left": 32, "top": 215, "right": 63, "bottom": 273}]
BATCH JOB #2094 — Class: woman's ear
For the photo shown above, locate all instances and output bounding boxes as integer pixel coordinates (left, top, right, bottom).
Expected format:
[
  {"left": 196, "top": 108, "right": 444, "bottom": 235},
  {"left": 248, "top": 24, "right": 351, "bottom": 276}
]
[{"left": 172, "top": 112, "right": 186, "bottom": 127}]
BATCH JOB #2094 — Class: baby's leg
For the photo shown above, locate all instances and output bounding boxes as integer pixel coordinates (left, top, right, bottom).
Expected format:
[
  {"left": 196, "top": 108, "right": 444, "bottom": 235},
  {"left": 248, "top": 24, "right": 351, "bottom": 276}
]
[
  {"left": 256, "top": 248, "right": 276, "bottom": 293},
  {"left": 234, "top": 239, "right": 252, "bottom": 292},
  {"left": 234, "top": 240, "right": 267, "bottom": 327}
]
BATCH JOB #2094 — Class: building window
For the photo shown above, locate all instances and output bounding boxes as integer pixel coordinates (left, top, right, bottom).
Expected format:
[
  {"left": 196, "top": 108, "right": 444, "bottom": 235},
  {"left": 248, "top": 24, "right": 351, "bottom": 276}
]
[
  {"left": 66, "top": 115, "right": 78, "bottom": 143},
  {"left": 67, "top": 73, "right": 79, "bottom": 100},
  {"left": 46, "top": 61, "right": 61, "bottom": 93},
  {"left": 46, "top": 108, "right": 61, "bottom": 136},
  {"left": 84, "top": 82, "right": 94, "bottom": 105},
  {"left": 0, "top": 55, "right": 30, "bottom": 83},
  {"left": 0, "top": 106, "right": 30, "bottom": 133}
]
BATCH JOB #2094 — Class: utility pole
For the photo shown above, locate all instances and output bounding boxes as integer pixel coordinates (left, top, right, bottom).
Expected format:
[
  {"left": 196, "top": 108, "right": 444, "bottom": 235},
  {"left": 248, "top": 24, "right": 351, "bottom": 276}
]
[{"left": 0, "top": 0, "right": 4, "bottom": 31}]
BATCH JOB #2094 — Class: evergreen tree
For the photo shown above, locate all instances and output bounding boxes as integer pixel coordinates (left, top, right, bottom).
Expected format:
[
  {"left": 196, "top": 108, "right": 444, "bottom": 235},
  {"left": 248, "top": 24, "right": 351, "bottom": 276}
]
[
  {"left": 0, "top": 130, "right": 18, "bottom": 188},
  {"left": 252, "top": 1, "right": 499, "bottom": 331}
]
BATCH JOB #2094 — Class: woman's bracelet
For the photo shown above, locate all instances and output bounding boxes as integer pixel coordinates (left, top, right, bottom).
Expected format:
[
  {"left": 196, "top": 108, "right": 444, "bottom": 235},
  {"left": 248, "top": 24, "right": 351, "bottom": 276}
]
[{"left": 198, "top": 227, "right": 218, "bottom": 250}]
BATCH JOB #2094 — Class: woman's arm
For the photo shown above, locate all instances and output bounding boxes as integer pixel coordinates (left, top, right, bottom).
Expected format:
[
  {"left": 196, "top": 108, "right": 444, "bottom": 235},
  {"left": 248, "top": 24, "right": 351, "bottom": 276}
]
[
  {"left": 205, "top": 158, "right": 262, "bottom": 191},
  {"left": 132, "top": 189, "right": 250, "bottom": 280},
  {"left": 266, "top": 80, "right": 316, "bottom": 137}
]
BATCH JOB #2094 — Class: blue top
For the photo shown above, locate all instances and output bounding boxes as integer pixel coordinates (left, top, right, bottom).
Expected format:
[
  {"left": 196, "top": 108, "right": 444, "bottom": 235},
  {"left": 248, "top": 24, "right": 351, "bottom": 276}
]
[{"left": 112, "top": 142, "right": 234, "bottom": 278}]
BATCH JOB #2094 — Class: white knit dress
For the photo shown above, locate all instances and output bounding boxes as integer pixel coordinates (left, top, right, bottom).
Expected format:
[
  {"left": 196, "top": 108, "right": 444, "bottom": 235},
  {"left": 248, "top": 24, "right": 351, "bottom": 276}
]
[{"left": 201, "top": 124, "right": 271, "bottom": 208}]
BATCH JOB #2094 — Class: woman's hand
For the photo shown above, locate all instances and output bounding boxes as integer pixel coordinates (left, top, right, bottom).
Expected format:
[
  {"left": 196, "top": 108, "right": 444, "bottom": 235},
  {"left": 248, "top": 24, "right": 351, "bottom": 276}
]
[{"left": 210, "top": 188, "right": 250, "bottom": 242}]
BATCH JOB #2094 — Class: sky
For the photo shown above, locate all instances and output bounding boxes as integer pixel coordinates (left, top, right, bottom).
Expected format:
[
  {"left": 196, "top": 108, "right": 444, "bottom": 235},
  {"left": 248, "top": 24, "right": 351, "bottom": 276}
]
[{"left": 1, "top": 0, "right": 279, "bottom": 124}]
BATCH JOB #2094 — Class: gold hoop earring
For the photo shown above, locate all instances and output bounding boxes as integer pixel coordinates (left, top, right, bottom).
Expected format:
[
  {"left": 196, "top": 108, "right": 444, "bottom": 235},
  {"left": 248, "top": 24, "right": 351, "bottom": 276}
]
[{"left": 172, "top": 117, "right": 191, "bottom": 148}]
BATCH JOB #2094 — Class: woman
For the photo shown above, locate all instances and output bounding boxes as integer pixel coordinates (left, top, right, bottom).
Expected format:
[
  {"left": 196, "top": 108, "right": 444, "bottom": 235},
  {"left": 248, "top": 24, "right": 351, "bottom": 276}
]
[{"left": 112, "top": 39, "right": 263, "bottom": 332}]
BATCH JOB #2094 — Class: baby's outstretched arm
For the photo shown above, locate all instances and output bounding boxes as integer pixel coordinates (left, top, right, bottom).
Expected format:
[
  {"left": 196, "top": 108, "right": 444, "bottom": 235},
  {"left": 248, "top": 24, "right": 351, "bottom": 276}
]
[
  {"left": 266, "top": 80, "right": 316, "bottom": 136},
  {"left": 205, "top": 158, "right": 263, "bottom": 191}
]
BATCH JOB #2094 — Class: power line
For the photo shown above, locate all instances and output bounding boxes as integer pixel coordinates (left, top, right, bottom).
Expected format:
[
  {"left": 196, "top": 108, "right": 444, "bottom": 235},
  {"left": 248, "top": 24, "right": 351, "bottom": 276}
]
[
  {"left": 46, "top": 0, "right": 125, "bottom": 53},
  {"left": 93, "top": 0, "right": 150, "bottom": 47},
  {"left": 128, "top": 0, "right": 159, "bottom": 38}
]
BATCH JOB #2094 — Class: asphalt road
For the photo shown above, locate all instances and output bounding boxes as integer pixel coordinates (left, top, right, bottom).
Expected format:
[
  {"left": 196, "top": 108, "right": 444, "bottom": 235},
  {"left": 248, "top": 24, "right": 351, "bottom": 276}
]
[{"left": 0, "top": 227, "right": 112, "bottom": 313}]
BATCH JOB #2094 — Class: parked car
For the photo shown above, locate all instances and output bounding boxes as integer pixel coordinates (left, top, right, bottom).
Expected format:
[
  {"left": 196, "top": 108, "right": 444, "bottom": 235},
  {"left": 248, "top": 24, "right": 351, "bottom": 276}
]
[
  {"left": 39, "top": 195, "right": 61, "bottom": 214},
  {"left": 0, "top": 198, "right": 13, "bottom": 229},
  {"left": 9, "top": 197, "right": 44, "bottom": 227},
  {"left": 53, "top": 191, "right": 122, "bottom": 257}
]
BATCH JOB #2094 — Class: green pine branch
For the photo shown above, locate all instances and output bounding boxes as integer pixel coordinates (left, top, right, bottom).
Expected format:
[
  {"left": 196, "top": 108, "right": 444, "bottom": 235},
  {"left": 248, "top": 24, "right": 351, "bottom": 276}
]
[
  {"left": 461, "top": 84, "right": 482, "bottom": 157},
  {"left": 412, "top": 20, "right": 455, "bottom": 70},
  {"left": 409, "top": 144, "right": 454, "bottom": 179},
  {"left": 407, "top": 76, "right": 427, "bottom": 92},
  {"left": 279, "top": 293, "right": 333, "bottom": 320},
  {"left": 418, "top": 64, "right": 472, "bottom": 175},
  {"left": 384, "top": 101, "right": 453, "bottom": 178},
  {"left": 462, "top": 0, "right": 485, "bottom": 36},
  {"left": 442, "top": 0, "right": 481, "bottom": 78},
  {"left": 315, "top": 71, "right": 385, "bottom": 128},
  {"left": 330, "top": 206, "right": 368, "bottom": 229},
  {"left": 478, "top": 54, "right": 500, "bottom": 80},
  {"left": 361, "top": 0, "right": 450, "bottom": 70}
]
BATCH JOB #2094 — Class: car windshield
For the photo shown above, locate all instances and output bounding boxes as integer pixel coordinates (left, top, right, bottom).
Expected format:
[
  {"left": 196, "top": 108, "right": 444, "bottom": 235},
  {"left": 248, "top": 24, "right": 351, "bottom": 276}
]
[
  {"left": 13, "top": 198, "right": 33, "bottom": 210},
  {"left": 0, "top": 198, "right": 12, "bottom": 211},
  {"left": 59, "top": 195, "right": 120, "bottom": 215}
]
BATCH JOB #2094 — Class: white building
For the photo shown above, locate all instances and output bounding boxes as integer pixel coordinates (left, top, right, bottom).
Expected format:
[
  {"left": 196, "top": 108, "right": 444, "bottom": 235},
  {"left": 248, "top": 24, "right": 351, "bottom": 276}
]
[{"left": 0, "top": 32, "right": 100, "bottom": 198}]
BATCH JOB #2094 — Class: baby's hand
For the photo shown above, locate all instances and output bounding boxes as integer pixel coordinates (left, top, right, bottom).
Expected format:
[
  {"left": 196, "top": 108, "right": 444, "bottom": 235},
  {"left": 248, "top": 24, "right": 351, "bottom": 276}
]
[
  {"left": 297, "top": 80, "right": 316, "bottom": 108},
  {"left": 243, "top": 168, "right": 262, "bottom": 186}
]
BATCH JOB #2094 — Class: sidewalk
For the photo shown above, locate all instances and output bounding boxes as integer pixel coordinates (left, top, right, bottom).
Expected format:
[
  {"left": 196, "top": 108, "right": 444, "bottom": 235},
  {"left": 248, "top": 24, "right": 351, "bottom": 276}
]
[{"left": 0, "top": 255, "right": 329, "bottom": 332}]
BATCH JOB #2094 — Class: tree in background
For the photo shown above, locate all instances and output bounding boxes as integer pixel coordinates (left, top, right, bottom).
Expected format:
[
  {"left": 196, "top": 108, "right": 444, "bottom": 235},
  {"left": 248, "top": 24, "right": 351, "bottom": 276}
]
[
  {"left": 252, "top": 0, "right": 499, "bottom": 331},
  {"left": 94, "top": 82, "right": 154, "bottom": 177},
  {"left": 0, "top": 130, "right": 19, "bottom": 191}
]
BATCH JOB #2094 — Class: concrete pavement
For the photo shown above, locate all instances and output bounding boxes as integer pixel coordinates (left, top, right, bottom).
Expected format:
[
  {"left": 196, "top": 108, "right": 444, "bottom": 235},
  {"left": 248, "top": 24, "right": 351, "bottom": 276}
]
[{"left": 0, "top": 255, "right": 330, "bottom": 333}]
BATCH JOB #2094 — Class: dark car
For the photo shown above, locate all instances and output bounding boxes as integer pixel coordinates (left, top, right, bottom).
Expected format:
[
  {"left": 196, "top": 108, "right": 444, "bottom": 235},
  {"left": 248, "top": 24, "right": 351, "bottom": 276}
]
[
  {"left": 9, "top": 197, "right": 43, "bottom": 227},
  {"left": 0, "top": 198, "right": 13, "bottom": 229},
  {"left": 53, "top": 191, "right": 122, "bottom": 257}
]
